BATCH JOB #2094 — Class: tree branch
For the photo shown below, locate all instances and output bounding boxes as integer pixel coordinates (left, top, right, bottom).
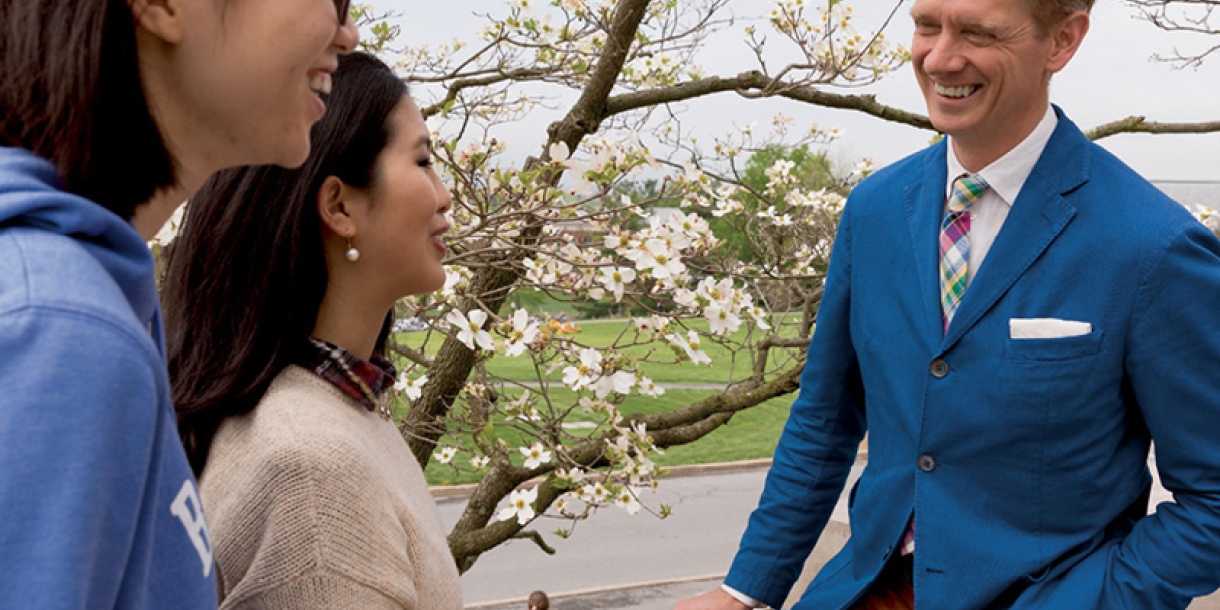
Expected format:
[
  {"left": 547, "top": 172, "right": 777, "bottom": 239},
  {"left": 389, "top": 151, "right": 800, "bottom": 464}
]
[
  {"left": 447, "top": 460, "right": 567, "bottom": 573},
  {"left": 513, "top": 529, "right": 557, "bottom": 554},
  {"left": 387, "top": 343, "right": 433, "bottom": 368},
  {"left": 603, "top": 70, "right": 935, "bottom": 132},
  {"left": 419, "top": 68, "right": 554, "bottom": 118},
  {"left": 754, "top": 336, "right": 812, "bottom": 379},
  {"left": 641, "top": 361, "right": 803, "bottom": 442},
  {"left": 1127, "top": 0, "right": 1220, "bottom": 67},
  {"left": 545, "top": 0, "right": 653, "bottom": 151},
  {"left": 605, "top": 71, "right": 1220, "bottom": 142},
  {"left": 1085, "top": 115, "right": 1220, "bottom": 140}
]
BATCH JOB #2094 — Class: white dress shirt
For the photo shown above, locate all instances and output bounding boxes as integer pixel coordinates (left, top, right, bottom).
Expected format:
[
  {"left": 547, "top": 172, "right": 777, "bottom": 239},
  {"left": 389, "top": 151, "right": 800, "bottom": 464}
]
[
  {"left": 947, "top": 105, "right": 1058, "bottom": 282},
  {"left": 720, "top": 105, "right": 1059, "bottom": 609}
]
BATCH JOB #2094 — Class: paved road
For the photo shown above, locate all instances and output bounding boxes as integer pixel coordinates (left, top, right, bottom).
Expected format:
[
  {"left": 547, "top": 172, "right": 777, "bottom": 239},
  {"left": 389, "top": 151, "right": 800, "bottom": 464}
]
[
  {"left": 469, "top": 578, "right": 720, "bottom": 610},
  {"left": 439, "top": 463, "right": 865, "bottom": 607},
  {"left": 443, "top": 456, "right": 1217, "bottom": 609}
]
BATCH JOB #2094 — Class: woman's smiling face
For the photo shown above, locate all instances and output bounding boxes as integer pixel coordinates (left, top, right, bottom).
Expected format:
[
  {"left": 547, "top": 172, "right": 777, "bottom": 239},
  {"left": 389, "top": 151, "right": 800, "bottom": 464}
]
[
  {"left": 355, "top": 97, "right": 453, "bottom": 299},
  {"left": 151, "top": 0, "right": 360, "bottom": 171}
]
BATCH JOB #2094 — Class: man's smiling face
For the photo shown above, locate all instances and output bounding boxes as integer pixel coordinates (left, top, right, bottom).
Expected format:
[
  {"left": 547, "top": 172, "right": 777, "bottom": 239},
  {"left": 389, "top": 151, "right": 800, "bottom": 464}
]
[{"left": 910, "top": 0, "right": 1066, "bottom": 165}]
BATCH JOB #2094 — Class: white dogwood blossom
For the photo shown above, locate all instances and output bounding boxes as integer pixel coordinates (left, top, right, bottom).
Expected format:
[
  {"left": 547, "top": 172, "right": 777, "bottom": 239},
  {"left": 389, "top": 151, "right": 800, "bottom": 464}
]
[
  {"left": 598, "top": 266, "right": 636, "bottom": 302},
  {"left": 498, "top": 487, "right": 538, "bottom": 525},
  {"left": 637, "top": 376, "right": 666, "bottom": 397},
  {"left": 447, "top": 309, "right": 495, "bottom": 351},
  {"left": 614, "top": 486, "right": 642, "bottom": 515},
  {"left": 632, "top": 315, "right": 672, "bottom": 338},
  {"left": 503, "top": 309, "right": 540, "bottom": 357},
  {"left": 704, "top": 304, "right": 742, "bottom": 335},
  {"left": 435, "top": 447, "right": 458, "bottom": 464},
  {"left": 746, "top": 305, "right": 773, "bottom": 330},
  {"left": 577, "top": 481, "right": 609, "bottom": 504},
  {"left": 562, "top": 348, "right": 603, "bottom": 391},
  {"left": 520, "top": 442, "right": 553, "bottom": 469},
  {"left": 634, "top": 238, "right": 686, "bottom": 280},
  {"left": 394, "top": 373, "right": 428, "bottom": 401},
  {"left": 593, "top": 370, "right": 636, "bottom": 399},
  {"left": 668, "top": 330, "right": 712, "bottom": 366},
  {"left": 555, "top": 468, "right": 585, "bottom": 486}
]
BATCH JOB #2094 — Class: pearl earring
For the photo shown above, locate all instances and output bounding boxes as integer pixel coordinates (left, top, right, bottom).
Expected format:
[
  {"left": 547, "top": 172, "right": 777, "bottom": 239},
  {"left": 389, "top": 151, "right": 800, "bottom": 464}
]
[{"left": 345, "top": 238, "right": 360, "bottom": 262}]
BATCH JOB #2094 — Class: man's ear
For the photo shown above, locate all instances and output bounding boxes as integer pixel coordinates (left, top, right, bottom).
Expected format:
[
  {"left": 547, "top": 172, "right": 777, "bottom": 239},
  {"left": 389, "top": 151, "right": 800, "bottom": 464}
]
[
  {"left": 129, "top": 0, "right": 184, "bottom": 45},
  {"left": 317, "top": 176, "right": 358, "bottom": 239},
  {"left": 1046, "top": 11, "right": 1090, "bottom": 74}
]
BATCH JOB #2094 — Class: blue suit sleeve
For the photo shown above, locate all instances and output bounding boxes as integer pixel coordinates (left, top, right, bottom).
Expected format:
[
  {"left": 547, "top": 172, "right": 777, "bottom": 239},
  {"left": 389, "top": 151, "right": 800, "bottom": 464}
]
[
  {"left": 0, "top": 308, "right": 159, "bottom": 609},
  {"left": 1109, "top": 221, "right": 1220, "bottom": 607},
  {"left": 724, "top": 197, "right": 868, "bottom": 608}
]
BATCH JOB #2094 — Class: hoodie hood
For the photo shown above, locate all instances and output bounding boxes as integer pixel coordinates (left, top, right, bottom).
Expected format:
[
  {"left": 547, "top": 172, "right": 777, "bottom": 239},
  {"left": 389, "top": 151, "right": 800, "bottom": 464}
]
[{"left": 0, "top": 147, "right": 159, "bottom": 325}]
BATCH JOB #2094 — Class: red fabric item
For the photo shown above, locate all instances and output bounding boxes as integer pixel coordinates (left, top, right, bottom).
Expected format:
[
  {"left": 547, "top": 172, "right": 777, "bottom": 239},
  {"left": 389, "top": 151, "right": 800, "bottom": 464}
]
[
  {"left": 297, "top": 337, "right": 396, "bottom": 414},
  {"left": 851, "top": 555, "right": 914, "bottom": 610}
]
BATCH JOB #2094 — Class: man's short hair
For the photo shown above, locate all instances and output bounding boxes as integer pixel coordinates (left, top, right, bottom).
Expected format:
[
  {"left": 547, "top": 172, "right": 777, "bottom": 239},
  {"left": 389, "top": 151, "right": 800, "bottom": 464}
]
[
  {"left": 1026, "top": 0, "right": 1096, "bottom": 36},
  {"left": 528, "top": 590, "right": 550, "bottom": 610}
]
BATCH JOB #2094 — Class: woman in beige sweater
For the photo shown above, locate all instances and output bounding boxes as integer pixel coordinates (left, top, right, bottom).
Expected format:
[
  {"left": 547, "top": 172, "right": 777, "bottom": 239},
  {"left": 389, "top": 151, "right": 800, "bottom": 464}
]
[{"left": 162, "top": 52, "right": 462, "bottom": 609}]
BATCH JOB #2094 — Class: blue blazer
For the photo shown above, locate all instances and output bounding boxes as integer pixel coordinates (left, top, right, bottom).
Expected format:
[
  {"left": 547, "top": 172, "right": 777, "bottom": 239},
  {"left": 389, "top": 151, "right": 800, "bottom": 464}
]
[{"left": 724, "top": 109, "right": 1220, "bottom": 609}]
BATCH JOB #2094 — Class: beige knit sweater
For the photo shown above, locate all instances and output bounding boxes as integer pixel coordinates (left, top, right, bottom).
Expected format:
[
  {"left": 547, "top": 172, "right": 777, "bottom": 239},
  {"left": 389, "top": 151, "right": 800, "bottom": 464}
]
[{"left": 200, "top": 366, "right": 463, "bottom": 610}]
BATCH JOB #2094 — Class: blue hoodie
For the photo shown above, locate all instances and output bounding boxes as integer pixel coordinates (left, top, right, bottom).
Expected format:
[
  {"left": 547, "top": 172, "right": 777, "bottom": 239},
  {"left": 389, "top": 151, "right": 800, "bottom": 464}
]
[{"left": 0, "top": 147, "right": 217, "bottom": 609}]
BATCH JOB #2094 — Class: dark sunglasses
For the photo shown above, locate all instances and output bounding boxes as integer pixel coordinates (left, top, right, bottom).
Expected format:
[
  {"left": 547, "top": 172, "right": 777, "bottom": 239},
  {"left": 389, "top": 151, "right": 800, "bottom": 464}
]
[{"left": 335, "top": 0, "right": 351, "bottom": 25}]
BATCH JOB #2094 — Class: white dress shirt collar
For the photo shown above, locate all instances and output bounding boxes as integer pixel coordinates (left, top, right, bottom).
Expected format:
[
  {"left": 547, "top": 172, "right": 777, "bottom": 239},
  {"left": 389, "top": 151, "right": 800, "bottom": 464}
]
[{"left": 946, "top": 105, "right": 1059, "bottom": 206}]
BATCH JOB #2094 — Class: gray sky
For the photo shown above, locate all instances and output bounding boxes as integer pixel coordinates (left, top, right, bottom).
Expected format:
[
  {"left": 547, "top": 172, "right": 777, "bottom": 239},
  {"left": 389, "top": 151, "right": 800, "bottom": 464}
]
[{"left": 380, "top": 0, "right": 1219, "bottom": 181}]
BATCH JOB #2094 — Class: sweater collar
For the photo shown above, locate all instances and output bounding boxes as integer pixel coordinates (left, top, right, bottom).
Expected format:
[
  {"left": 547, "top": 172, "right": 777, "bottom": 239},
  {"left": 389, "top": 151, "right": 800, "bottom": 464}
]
[{"left": 296, "top": 338, "right": 398, "bottom": 418}]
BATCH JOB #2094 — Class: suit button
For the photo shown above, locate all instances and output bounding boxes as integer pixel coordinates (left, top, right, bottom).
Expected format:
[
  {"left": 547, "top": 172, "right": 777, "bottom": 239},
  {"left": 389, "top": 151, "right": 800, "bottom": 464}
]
[
  {"left": 929, "top": 359, "right": 949, "bottom": 378},
  {"left": 918, "top": 454, "right": 937, "bottom": 472}
]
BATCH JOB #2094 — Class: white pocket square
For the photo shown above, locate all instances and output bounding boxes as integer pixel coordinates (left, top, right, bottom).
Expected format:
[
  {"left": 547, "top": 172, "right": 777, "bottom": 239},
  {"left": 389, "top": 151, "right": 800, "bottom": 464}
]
[{"left": 1009, "top": 318, "right": 1092, "bottom": 339}]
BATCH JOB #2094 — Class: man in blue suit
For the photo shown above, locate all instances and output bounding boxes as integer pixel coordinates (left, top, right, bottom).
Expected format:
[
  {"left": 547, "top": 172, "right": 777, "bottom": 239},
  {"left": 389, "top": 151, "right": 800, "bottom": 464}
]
[{"left": 677, "top": 0, "right": 1220, "bottom": 608}]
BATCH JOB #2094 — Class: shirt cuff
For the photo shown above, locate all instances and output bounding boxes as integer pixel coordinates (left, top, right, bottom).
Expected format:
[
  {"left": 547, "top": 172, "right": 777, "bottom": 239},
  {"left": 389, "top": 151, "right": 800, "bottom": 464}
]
[{"left": 721, "top": 583, "right": 767, "bottom": 608}]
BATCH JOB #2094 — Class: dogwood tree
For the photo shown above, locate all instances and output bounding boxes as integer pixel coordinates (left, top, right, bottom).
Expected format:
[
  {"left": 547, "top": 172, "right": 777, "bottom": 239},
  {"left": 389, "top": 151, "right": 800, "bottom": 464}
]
[{"left": 347, "top": 0, "right": 1220, "bottom": 572}]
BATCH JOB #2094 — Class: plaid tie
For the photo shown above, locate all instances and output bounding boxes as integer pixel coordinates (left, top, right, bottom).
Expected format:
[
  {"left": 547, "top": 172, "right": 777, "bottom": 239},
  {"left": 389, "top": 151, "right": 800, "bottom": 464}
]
[
  {"left": 939, "top": 173, "right": 989, "bottom": 332},
  {"left": 897, "top": 174, "right": 991, "bottom": 560}
]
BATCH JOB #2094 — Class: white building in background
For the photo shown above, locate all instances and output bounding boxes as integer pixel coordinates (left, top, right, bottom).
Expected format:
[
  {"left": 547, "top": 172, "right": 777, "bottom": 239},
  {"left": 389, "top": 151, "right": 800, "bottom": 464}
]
[{"left": 1153, "top": 181, "right": 1220, "bottom": 212}]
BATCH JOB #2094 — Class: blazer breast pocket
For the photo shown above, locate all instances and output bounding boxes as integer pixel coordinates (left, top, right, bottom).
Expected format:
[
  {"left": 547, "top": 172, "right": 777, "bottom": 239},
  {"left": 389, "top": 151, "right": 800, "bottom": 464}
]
[
  {"left": 1004, "top": 330, "right": 1105, "bottom": 362},
  {"left": 994, "top": 330, "right": 1107, "bottom": 426}
]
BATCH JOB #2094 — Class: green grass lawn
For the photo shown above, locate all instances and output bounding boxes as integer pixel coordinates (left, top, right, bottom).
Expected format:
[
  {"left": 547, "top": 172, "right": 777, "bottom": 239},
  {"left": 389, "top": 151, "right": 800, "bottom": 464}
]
[
  {"left": 417, "top": 388, "right": 795, "bottom": 486},
  {"left": 392, "top": 315, "right": 807, "bottom": 486},
  {"left": 648, "top": 394, "right": 794, "bottom": 466},
  {"left": 394, "top": 316, "right": 807, "bottom": 384}
]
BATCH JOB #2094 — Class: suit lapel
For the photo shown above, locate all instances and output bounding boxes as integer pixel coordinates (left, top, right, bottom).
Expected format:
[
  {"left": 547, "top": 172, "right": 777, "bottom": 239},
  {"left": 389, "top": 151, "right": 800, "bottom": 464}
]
[
  {"left": 941, "top": 110, "right": 1090, "bottom": 350},
  {"left": 905, "top": 142, "right": 950, "bottom": 341}
]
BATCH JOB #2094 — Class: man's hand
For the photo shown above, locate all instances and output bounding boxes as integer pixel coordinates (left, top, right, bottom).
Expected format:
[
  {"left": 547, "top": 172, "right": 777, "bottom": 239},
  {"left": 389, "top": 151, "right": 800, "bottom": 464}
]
[{"left": 674, "top": 587, "right": 755, "bottom": 609}]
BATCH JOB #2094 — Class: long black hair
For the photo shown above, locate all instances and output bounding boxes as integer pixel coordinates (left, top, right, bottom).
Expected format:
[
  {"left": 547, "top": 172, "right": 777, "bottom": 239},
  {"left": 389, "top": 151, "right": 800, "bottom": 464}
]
[
  {"left": 164, "top": 52, "right": 407, "bottom": 476},
  {"left": 0, "top": 0, "right": 175, "bottom": 219}
]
